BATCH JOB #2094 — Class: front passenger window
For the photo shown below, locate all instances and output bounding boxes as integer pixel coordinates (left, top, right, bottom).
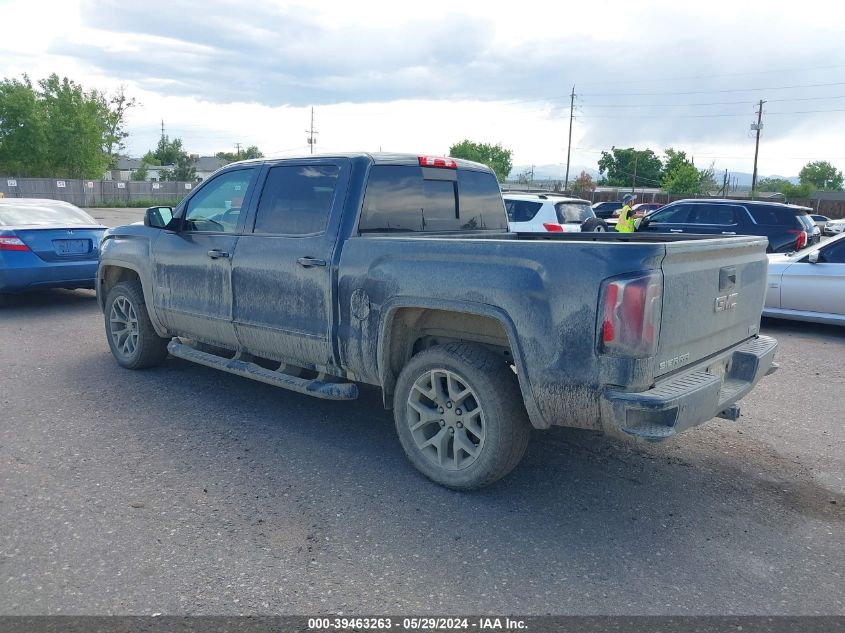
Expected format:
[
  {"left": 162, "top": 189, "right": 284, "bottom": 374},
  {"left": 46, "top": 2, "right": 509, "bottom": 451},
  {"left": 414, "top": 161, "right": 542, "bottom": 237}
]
[{"left": 184, "top": 169, "right": 256, "bottom": 233}]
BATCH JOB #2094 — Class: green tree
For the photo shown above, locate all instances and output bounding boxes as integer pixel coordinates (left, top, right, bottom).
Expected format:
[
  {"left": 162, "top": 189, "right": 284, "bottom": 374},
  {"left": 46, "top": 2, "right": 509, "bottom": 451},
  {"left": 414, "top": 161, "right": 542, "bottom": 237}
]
[
  {"left": 0, "top": 75, "right": 48, "bottom": 176},
  {"left": 448, "top": 140, "right": 513, "bottom": 182},
  {"left": 782, "top": 182, "right": 812, "bottom": 199},
  {"left": 216, "top": 145, "right": 263, "bottom": 161},
  {"left": 152, "top": 134, "right": 185, "bottom": 166},
  {"left": 172, "top": 153, "right": 197, "bottom": 181},
  {"left": 597, "top": 147, "right": 663, "bottom": 188},
  {"left": 798, "top": 161, "right": 843, "bottom": 191},
  {"left": 103, "top": 87, "right": 136, "bottom": 168},
  {"left": 758, "top": 177, "right": 793, "bottom": 192},
  {"left": 570, "top": 170, "right": 595, "bottom": 197},
  {"left": 141, "top": 150, "right": 161, "bottom": 166},
  {"left": 662, "top": 148, "right": 689, "bottom": 177},
  {"left": 699, "top": 162, "right": 718, "bottom": 192},
  {"left": 131, "top": 162, "right": 149, "bottom": 181},
  {"left": 662, "top": 162, "right": 703, "bottom": 194}
]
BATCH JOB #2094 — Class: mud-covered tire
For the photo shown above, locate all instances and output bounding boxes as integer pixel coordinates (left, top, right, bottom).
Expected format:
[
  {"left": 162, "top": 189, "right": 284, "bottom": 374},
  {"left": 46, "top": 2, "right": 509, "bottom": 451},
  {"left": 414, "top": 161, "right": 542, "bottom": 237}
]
[
  {"left": 393, "top": 342, "right": 531, "bottom": 490},
  {"left": 581, "top": 217, "right": 609, "bottom": 232},
  {"left": 104, "top": 280, "right": 169, "bottom": 369}
]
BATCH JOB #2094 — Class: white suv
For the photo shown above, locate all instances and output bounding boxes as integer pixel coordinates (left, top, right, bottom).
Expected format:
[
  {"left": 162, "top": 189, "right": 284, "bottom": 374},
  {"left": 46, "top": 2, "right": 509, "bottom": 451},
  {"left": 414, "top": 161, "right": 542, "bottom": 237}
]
[{"left": 503, "top": 193, "right": 607, "bottom": 233}]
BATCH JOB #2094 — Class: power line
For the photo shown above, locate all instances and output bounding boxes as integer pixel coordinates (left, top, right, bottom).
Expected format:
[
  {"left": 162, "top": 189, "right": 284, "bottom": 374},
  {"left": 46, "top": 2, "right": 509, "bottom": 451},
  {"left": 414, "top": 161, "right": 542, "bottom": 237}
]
[
  {"left": 579, "top": 94, "right": 845, "bottom": 108},
  {"left": 569, "top": 63, "right": 845, "bottom": 87},
  {"left": 575, "top": 107, "right": 845, "bottom": 119},
  {"left": 579, "top": 81, "right": 845, "bottom": 98}
]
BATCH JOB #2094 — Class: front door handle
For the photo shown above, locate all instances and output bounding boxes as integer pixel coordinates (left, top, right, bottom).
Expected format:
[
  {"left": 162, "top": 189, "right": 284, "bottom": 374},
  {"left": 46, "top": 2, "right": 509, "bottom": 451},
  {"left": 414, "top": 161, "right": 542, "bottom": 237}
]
[
  {"left": 722, "top": 231, "right": 737, "bottom": 235},
  {"left": 207, "top": 249, "right": 230, "bottom": 259},
  {"left": 297, "top": 256, "right": 327, "bottom": 268},
  {"left": 669, "top": 228, "right": 684, "bottom": 233}
]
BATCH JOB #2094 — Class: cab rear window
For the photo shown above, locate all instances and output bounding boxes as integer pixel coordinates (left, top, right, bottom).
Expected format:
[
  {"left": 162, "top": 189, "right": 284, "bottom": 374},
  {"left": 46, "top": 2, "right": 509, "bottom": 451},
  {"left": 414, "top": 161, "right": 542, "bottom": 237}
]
[{"left": 359, "top": 165, "right": 506, "bottom": 233}]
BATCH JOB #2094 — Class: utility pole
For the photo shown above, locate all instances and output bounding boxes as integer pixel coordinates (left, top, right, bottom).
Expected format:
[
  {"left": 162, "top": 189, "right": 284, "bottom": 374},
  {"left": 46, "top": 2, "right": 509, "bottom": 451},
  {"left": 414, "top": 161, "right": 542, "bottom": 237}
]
[
  {"left": 306, "top": 107, "right": 318, "bottom": 155},
  {"left": 564, "top": 85, "right": 575, "bottom": 192},
  {"left": 235, "top": 142, "right": 241, "bottom": 159},
  {"left": 529, "top": 165, "right": 535, "bottom": 191},
  {"left": 631, "top": 154, "right": 638, "bottom": 193},
  {"left": 751, "top": 99, "right": 766, "bottom": 197},
  {"left": 722, "top": 169, "right": 729, "bottom": 197},
  {"left": 160, "top": 119, "right": 165, "bottom": 140}
]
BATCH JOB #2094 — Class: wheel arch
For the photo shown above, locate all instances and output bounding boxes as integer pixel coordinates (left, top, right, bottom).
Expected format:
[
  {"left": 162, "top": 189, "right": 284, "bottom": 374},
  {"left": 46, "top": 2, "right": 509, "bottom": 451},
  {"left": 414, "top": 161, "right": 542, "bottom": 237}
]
[
  {"left": 376, "top": 299, "right": 546, "bottom": 428},
  {"left": 98, "top": 263, "right": 168, "bottom": 337}
]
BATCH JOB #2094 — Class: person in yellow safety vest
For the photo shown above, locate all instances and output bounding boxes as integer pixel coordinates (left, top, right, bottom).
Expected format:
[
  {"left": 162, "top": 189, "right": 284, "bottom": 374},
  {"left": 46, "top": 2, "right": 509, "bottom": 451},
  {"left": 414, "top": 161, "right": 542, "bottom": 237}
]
[{"left": 615, "top": 193, "right": 637, "bottom": 233}]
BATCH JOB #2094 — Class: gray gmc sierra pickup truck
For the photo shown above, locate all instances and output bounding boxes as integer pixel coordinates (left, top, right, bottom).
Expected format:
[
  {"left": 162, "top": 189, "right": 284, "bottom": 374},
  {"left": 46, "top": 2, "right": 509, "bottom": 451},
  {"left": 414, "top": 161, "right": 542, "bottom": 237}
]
[{"left": 98, "top": 153, "right": 778, "bottom": 489}]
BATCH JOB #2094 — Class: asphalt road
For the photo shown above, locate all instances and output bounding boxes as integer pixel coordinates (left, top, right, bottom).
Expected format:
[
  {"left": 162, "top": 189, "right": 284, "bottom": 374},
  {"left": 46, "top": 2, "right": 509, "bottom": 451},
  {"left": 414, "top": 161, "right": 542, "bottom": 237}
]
[{"left": 0, "top": 209, "right": 843, "bottom": 615}]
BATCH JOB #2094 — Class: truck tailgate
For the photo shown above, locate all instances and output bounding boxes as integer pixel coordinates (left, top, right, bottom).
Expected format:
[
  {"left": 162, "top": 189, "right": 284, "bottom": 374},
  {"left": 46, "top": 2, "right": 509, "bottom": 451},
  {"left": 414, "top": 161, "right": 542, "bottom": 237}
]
[{"left": 655, "top": 236, "right": 769, "bottom": 379}]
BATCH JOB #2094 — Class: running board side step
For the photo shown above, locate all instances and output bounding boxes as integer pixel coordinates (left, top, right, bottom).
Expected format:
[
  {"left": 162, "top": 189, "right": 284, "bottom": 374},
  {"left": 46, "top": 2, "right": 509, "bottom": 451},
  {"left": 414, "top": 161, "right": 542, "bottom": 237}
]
[{"left": 167, "top": 340, "right": 359, "bottom": 400}]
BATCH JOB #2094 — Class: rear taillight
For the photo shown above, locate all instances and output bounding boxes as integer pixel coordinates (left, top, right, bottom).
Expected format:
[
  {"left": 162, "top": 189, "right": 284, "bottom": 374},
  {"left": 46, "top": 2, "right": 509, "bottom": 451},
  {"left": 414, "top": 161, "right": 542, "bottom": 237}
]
[
  {"left": 419, "top": 156, "right": 457, "bottom": 169},
  {"left": 0, "top": 236, "right": 29, "bottom": 251},
  {"left": 543, "top": 223, "right": 564, "bottom": 232},
  {"left": 788, "top": 229, "right": 807, "bottom": 250},
  {"left": 600, "top": 272, "right": 662, "bottom": 357}
]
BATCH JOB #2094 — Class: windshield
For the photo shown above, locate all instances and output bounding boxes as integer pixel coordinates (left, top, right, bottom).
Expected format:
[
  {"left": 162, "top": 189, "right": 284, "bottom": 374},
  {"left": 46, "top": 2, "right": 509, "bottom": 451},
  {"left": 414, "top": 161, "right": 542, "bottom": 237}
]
[
  {"left": 0, "top": 202, "right": 97, "bottom": 226},
  {"left": 556, "top": 202, "right": 593, "bottom": 223}
]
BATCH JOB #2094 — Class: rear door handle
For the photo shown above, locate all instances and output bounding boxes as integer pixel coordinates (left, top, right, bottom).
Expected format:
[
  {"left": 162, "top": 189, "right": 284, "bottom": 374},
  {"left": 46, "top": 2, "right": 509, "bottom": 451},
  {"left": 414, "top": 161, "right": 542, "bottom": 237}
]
[
  {"left": 207, "top": 249, "right": 230, "bottom": 259},
  {"left": 297, "top": 256, "right": 327, "bottom": 268}
]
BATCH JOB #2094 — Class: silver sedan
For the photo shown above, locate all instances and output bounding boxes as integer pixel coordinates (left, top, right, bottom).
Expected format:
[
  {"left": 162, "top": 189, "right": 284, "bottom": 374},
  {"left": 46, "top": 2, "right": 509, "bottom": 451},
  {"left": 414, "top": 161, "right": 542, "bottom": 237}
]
[{"left": 764, "top": 233, "right": 845, "bottom": 325}]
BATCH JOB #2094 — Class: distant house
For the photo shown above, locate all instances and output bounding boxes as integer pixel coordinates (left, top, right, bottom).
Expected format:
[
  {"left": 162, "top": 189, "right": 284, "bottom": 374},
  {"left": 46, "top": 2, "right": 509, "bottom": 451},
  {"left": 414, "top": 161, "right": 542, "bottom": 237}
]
[
  {"left": 105, "top": 156, "right": 230, "bottom": 182},
  {"left": 191, "top": 155, "right": 230, "bottom": 181}
]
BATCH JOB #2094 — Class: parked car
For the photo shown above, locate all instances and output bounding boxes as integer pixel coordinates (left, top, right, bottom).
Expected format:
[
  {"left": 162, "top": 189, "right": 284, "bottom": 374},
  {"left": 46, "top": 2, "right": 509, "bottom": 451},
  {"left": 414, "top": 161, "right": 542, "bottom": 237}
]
[
  {"left": 810, "top": 214, "right": 831, "bottom": 233},
  {"left": 824, "top": 218, "right": 845, "bottom": 236},
  {"left": 591, "top": 200, "right": 624, "bottom": 219},
  {"left": 98, "top": 153, "right": 777, "bottom": 489},
  {"left": 764, "top": 233, "right": 845, "bottom": 325},
  {"left": 0, "top": 198, "right": 106, "bottom": 295},
  {"left": 638, "top": 199, "right": 819, "bottom": 253},
  {"left": 504, "top": 193, "right": 607, "bottom": 233}
]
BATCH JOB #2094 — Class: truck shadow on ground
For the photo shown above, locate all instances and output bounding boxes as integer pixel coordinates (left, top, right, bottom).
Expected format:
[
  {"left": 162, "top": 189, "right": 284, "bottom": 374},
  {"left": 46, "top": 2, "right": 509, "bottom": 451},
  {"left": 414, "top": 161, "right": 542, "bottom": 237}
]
[
  {"left": 57, "top": 348, "right": 845, "bottom": 611},
  {"left": 0, "top": 288, "right": 96, "bottom": 313}
]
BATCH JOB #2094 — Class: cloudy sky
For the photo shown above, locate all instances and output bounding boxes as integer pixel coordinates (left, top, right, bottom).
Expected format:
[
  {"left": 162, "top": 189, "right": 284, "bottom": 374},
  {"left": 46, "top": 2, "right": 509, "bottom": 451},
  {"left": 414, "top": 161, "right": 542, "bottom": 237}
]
[{"left": 2, "top": 0, "right": 844, "bottom": 178}]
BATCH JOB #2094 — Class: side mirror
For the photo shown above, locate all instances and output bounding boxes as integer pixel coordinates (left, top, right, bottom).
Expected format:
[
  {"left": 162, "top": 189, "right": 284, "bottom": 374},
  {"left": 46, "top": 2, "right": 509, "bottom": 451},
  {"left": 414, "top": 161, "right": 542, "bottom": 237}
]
[
  {"left": 808, "top": 251, "right": 820, "bottom": 264},
  {"left": 144, "top": 206, "right": 173, "bottom": 229},
  {"left": 638, "top": 216, "right": 651, "bottom": 230}
]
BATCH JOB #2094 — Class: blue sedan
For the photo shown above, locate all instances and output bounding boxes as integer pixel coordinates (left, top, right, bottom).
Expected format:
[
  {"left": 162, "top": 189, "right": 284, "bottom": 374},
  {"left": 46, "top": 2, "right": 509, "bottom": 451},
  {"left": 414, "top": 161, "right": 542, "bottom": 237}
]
[{"left": 0, "top": 198, "right": 106, "bottom": 294}]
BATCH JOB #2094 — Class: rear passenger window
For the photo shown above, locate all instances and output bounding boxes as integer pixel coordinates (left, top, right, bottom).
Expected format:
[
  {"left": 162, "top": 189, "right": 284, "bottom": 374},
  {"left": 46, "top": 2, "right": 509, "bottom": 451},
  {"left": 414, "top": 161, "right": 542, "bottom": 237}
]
[
  {"left": 253, "top": 164, "right": 340, "bottom": 235},
  {"left": 505, "top": 200, "right": 542, "bottom": 222},
  {"left": 691, "top": 204, "right": 740, "bottom": 225}
]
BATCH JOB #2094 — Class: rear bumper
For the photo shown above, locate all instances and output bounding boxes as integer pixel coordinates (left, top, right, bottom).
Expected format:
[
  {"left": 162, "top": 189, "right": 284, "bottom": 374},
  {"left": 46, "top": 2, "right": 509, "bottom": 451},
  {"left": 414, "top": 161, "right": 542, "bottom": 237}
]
[
  {"left": 601, "top": 335, "right": 778, "bottom": 440},
  {"left": 0, "top": 255, "right": 98, "bottom": 292}
]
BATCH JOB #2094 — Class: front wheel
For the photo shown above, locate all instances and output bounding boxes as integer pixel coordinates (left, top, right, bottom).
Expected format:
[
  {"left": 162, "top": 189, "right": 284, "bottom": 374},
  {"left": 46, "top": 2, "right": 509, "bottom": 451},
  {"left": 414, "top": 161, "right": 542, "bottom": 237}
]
[
  {"left": 105, "top": 280, "right": 169, "bottom": 369},
  {"left": 393, "top": 343, "right": 531, "bottom": 490}
]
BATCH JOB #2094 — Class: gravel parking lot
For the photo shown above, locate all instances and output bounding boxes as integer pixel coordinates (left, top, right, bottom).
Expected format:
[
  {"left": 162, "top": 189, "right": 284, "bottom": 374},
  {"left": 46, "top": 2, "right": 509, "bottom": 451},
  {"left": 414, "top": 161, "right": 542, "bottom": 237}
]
[{"left": 1, "top": 209, "right": 843, "bottom": 615}]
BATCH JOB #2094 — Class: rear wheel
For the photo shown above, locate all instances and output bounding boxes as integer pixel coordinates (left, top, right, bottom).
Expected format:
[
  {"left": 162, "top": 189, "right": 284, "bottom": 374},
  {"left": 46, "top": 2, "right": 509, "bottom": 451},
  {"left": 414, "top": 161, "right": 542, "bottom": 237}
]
[
  {"left": 105, "top": 280, "right": 169, "bottom": 369},
  {"left": 393, "top": 342, "right": 531, "bottom": 490}
]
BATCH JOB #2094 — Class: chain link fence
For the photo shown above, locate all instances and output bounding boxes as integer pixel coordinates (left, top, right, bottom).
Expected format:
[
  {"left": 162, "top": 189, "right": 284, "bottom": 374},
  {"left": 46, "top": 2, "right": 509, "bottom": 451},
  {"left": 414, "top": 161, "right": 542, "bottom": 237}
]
[{"left": 0, "top": 177, "right": 192, "bottom": 207}]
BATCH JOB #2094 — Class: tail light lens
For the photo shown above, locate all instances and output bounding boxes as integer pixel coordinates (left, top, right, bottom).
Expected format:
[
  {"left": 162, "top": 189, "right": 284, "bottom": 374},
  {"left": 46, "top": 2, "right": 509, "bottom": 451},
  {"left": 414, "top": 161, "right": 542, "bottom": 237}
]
[
  {"left": 787, "top": 229, "right": 807, "bottom": 251},
  {"left": 543, "top": 223, "right": 564, "bottom": 232},
  {"left": 600, "top": 272, "right": 663, "bottom": 357},
  {"left": 0, "top": 236, "right": 30, "bottom": 251}
]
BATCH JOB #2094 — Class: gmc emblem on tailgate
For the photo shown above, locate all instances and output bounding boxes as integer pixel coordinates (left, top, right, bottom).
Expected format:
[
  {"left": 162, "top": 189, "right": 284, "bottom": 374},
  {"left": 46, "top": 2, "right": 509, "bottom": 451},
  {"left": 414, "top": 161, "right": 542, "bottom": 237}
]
[{"left": 714, "top": 292, "right": 739, "bottom": 312}]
